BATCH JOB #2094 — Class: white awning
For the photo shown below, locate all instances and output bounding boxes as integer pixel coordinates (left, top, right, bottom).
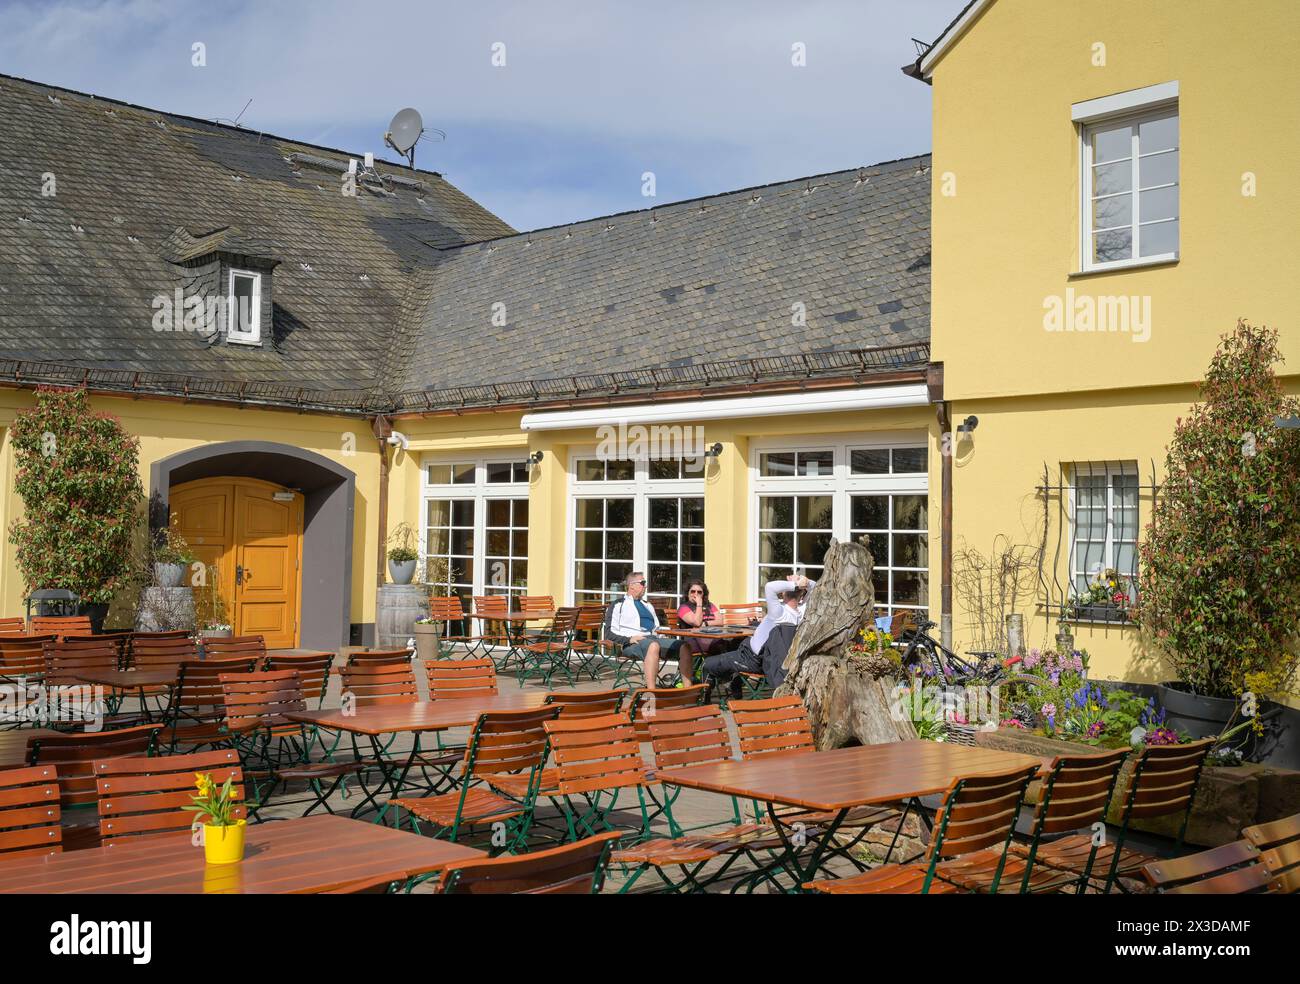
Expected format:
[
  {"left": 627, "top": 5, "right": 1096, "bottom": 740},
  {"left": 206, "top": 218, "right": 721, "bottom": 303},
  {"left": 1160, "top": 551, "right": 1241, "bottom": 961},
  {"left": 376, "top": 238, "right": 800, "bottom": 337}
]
[{"left": 519, "top": 384, "right": 930, "bottom": 431}]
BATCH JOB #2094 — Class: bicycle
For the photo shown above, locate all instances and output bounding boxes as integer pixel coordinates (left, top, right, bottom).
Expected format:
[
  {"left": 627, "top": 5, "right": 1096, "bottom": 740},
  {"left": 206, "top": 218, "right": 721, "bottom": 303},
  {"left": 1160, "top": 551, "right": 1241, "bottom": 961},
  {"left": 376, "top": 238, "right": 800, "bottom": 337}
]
[{"left": 896, "top": 620, "right": 1017, "bottom": 686}]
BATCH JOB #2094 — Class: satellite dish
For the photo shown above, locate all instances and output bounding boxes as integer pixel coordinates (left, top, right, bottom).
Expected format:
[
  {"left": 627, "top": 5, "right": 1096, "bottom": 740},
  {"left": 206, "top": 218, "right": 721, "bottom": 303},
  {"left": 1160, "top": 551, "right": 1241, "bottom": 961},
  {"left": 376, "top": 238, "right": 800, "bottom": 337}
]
[{"left": 384, "top": 108, "right": 424, "bottom": 166}]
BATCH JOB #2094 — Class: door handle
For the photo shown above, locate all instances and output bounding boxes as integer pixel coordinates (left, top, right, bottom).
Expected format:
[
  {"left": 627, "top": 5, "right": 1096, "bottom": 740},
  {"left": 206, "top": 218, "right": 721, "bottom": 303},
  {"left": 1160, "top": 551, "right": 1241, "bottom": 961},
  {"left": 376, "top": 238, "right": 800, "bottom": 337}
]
[{"left": 235, "top": 564, "right": 244, "bottom": 586}]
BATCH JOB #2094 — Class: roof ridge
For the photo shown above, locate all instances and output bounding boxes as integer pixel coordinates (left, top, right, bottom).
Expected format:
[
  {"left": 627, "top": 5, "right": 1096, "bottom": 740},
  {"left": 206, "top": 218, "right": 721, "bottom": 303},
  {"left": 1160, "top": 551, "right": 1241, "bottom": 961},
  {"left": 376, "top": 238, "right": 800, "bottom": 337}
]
[
  {"left": 0, "top": 70, "right": 454, "bottom": 183},
  {"left": 431, "top": 153, "right": 933, "bottom": 253}
]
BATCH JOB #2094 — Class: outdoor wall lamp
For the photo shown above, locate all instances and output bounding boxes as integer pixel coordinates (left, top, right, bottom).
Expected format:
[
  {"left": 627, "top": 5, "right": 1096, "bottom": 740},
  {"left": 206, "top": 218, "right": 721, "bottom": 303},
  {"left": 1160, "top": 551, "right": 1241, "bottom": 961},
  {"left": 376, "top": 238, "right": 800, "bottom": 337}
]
[
  {"left": 527, "top": 451, "right": 544, "bottom": 465},
  {"left": 956, "top": 415, "right": 979, "bottom": 434},
  {"left": 703, "top": 442, "right": 724, "bottom": 458}
]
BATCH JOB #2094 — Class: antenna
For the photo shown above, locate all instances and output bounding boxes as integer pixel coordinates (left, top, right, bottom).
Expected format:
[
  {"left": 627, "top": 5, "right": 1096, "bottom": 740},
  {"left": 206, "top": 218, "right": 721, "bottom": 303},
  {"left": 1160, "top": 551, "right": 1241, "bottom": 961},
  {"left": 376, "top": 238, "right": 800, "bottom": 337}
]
[{"left": 384, "top": 108, "right": 424, "bottom": 168}]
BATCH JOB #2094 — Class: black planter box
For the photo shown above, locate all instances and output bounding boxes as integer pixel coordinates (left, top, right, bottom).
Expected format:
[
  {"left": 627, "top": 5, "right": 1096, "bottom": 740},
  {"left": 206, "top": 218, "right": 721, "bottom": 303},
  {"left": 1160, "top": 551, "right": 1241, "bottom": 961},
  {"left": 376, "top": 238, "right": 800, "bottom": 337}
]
[{"left": 1071, "top": 604, "right": 1129, "bottom": 623}]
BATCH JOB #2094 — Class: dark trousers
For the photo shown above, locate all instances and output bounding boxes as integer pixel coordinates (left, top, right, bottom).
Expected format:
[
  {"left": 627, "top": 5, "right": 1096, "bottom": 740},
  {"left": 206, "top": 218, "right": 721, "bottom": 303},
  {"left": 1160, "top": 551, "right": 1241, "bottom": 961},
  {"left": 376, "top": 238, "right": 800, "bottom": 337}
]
[{"left": 702, "top": 623, "right": 798, "bottom": 689}]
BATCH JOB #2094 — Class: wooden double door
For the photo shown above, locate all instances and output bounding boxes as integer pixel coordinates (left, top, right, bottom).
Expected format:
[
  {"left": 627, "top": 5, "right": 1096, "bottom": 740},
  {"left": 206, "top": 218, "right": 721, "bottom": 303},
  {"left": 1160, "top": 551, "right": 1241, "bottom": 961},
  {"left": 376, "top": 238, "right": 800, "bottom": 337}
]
[{"left": 169, "top": 477, "right": 303, "bottom": 649}]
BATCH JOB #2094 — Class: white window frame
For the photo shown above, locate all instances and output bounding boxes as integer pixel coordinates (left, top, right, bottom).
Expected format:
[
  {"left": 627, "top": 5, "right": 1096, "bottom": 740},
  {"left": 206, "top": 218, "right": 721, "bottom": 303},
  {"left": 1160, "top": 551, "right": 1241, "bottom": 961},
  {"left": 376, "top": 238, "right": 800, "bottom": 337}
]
[
  {"left": 1067, "top": 461, "right": 1140, "bottom": 600},
  {"left": 566, "top": 450, "right": 705, "bottom": 607},
  {"left": 1076, "top": 83, "right": 1179, "bottom": 273},
  {"left": 226, "top": 268, "right": 262, "bottom": 344},
  {"left": 419, "top": 454, "right": 531, "bottom": 602},
  {"left": 750, "top": 433, "right": 930, "bottom": 616}
]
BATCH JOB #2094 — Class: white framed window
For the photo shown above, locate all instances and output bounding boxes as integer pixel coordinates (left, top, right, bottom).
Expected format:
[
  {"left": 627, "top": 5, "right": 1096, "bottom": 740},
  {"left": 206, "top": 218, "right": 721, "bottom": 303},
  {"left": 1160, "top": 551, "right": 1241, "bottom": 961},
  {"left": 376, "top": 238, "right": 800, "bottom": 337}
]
[
  {"left": 420, "top": 455, "right": 531, "bottom": 606},
  {"left": 1076, "top": 84, "right": 1179, "bottom": 272},
  {"left": 1068, "top": 461, "right": 1139, "bottom": 599},
  {"left": 751, "top": 434, "right": 930, "bottom": 619},
  {"left": 226, "top": 268, "right": 262, "bottom": 344},
  {"left": 569, "top": 453, "right": 704, "bottom": 608}
]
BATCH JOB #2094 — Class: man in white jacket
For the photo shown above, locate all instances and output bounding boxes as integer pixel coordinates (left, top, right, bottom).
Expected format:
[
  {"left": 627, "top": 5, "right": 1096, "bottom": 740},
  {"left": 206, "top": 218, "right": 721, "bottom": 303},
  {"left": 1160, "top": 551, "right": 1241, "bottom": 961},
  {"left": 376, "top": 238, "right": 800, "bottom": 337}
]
[
  {"left": 702, "top": 574, "right": 816, "bottom": 696},
  {"left": 602, "top": 571, "right": 681, "bottom": 688}
]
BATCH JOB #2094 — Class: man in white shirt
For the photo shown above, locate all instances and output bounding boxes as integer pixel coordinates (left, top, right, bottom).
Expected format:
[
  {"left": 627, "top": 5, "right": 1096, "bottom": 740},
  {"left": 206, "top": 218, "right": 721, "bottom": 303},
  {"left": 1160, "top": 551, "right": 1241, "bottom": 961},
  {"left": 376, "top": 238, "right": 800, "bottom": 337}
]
[
  {"left": 703, "top": 574, "right": 816, "bottom": 696},
  {"left": 602, "top": 571, "right": 681, "bottom": 688}
]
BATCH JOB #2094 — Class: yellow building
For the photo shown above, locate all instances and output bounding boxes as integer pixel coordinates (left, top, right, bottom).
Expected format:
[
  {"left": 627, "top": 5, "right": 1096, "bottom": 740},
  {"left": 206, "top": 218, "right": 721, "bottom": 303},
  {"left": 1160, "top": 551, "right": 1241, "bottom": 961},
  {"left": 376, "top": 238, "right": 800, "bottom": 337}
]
[{"left": 909, "top": 0, "right": 1300, "bottom": 683}]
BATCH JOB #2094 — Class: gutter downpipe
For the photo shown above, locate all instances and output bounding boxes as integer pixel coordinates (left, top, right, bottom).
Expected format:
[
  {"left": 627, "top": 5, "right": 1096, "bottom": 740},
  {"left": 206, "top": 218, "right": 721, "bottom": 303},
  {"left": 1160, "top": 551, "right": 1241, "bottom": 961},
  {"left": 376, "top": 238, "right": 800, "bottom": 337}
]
[
  {"left": 928, "top": 363, "right": 954, "bottom": 651},
  {"left": 372, "top": 414, "right": 392, "bottom": 589}
]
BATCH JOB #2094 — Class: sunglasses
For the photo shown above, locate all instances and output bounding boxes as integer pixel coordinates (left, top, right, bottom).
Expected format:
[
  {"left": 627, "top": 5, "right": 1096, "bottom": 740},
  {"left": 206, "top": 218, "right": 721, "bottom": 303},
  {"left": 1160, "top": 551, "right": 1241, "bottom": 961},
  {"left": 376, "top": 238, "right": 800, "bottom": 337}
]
[
  {"left": 688, "top": 589, "right": 703, "bottom": 595},
  {"left": 632, "top": 580, "right": 646, "bottom": 586}
]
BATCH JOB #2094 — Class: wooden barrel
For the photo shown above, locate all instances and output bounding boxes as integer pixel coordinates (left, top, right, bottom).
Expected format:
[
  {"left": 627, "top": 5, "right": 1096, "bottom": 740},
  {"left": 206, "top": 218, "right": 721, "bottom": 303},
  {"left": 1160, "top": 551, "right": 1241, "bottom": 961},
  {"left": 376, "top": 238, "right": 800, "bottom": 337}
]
[{"left": 375, "top": 584, "right": 428, "bottom": 650}]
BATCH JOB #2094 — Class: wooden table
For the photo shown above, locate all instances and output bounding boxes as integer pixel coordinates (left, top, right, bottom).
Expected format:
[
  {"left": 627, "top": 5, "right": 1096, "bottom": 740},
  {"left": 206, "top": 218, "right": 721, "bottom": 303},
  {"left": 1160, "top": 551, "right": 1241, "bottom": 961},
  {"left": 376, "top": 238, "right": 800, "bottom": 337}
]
[
  {"left": 0, "top": 814, "right": 485, "bottom": 893},
  {"left": 0, "top": 728, "right": 62, "bottom": 768},
  {"left": 286, "top": 692, "right": 551, "bottom": 817},
  {"left": 657, "top": 741, "right": 1047, "bottom": 891}
]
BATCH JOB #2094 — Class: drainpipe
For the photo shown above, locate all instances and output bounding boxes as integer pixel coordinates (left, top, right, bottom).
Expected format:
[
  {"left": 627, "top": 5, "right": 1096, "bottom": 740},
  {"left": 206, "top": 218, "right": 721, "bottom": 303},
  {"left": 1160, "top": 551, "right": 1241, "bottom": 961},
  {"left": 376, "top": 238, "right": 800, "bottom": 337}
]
[
  {"left": 927, "top": 363, "right": 954, "bottom": 651},
  {"left": 372, "top": 414, "right": 392, "bottom": 589}
]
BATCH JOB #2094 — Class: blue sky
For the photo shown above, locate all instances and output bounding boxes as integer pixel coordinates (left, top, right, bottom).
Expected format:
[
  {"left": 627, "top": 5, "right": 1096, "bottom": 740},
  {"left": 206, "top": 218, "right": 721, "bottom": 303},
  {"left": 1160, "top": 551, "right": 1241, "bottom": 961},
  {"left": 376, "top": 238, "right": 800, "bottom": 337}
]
[{"left": 0, "top": 0, "right": 957, "bottom": 231}]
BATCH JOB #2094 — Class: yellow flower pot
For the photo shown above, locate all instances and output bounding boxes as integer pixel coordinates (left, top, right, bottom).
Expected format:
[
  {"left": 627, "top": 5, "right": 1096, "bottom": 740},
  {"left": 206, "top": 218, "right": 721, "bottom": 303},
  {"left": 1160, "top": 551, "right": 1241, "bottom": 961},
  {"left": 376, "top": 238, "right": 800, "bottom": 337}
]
[{"left": 202, "top": 820, "right": 246, "bottom": 865}]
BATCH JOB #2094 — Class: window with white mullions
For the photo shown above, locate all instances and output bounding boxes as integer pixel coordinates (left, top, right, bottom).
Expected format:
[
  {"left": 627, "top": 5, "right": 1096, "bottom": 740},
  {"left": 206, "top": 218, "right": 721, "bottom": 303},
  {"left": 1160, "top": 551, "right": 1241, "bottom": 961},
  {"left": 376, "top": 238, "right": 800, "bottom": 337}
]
[
  {"left": 756, "top": 494, "right": 833, "bottom": 588},
  {"left": 420, "top": 456, "right": 530, "bottom": 607},
  {"left": 568, "top": 454, "right": 705, "bottom": 608},
  {"left": 1069, "top": 462, "right": 1140, "bottom": 600},
  {"left": 849, "top": 492, "right": 930, "bottom": 620},
  {"left": 1083, "top": 107, "right": 1178, "bottom": 269}
]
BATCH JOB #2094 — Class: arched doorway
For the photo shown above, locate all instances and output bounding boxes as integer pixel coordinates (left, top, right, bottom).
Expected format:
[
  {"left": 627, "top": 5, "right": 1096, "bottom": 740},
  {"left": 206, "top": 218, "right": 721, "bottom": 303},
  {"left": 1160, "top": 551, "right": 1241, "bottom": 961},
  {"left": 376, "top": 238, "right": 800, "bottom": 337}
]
[
  {"left": 171, "top": 477, "right": 304, "bottom": 649},
  {"left": 150, "top": 441, "right": 355, "bottom": 650}
]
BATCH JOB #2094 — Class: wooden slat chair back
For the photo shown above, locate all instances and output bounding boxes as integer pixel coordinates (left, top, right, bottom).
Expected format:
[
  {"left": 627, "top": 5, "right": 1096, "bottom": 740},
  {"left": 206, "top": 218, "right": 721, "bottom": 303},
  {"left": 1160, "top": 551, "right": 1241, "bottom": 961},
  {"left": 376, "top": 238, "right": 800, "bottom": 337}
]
[
  {"left": 346, "top": 648, "right": 412, "bottom": 667},
  {"left": 44, "top": 638, "right": 120, "bottom": 686},
  {"left": 203, "top": 635, "right": 267, "bottom": 659},
  {"left": 729, "top": 695, "right": 816, "bottom": 759},
  {"left": 1029, "top": 738, "right": 1214, "bottom": 894},
  {"left": 425, "top": 656, "right": 497, "bottom": 700},
  {"left": 1243, "top": 811, "right": 1300, "bottom": 893},
  {"left": 645, "top": 704, "right": 735, "bottom": 771},
  {"left": 0, "top": 765, "right": 62, "bottom": 858},
  {"left": 62, "top": 632, "right": 131, "bottom": 667},
  {"left": 717, "top": 602, "right": 764, "bottom": 626},
  {"left": 940, "top": 748, "right": 1128, "bottom": 894},
  {"left": 95, "top": 748, "right": 244, "bottom": 843},
  {"left": 543, "top": 713, "right": 646, "bottom": 797},
  {"left": 1142, "top": 840, "right": 1276, "bottom": 894},
  {"left": 263, "top": 652, "right": 334, "bottom": 706},
  {"left": 518, "top": 595, "right": 555, "bottom": 615},
  {"left": 165, "top": 657, "right": 260, "bottom": 750},
  {"left": 131, "top": 635, "right": 201, "bottom": 667},
  {"left": 30, "top": 615, "right": 93, "bottom": 637},
  {"left": 472, "top": 594, "right": 509, "bottom": 643},
  {"left": 467, "top": 707, "right": 561, "bottom": 782},
  {"left": 220, "top": 670, "right": 307, "bottom": 737},
  {"left": 569, "top": 604, "right": 614, "bottom": 680},
  {"left": 545, "top": 689, "right": 627, "bottom": 719},
  {"left": 27, "top": 724, "right": 162, "bottom": 848},
  {"left": 0, "top": 633, "right": 55, "bottom": 683},
  {"left": 628, "top": 684, "right": 709, "bottom": 743},
  {"left": 425, "top": 595, "right": 478, "bottom": 655},
  {"left": 438, "top": 830, "right": 623, "bottom": 894},
  {"left": 0, "top": 617, "right": 26, "bottom": 634},
  {"left": 660, "top": 606, "right": 680, "bottom": 629},
  {"left": 339, "top": 662, "right": 419, "bottom": 707}
]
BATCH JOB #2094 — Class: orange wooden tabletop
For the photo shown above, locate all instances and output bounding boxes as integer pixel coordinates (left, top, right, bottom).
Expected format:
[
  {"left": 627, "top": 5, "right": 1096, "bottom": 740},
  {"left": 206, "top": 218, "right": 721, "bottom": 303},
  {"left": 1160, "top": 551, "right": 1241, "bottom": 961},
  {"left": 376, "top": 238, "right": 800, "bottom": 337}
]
[
  {"left": 0, "top": 814, "right": 485, "bottom": 894},
  {"left": 71, "top": 668, "right": 179, "bottom": 689},
  {"left": 0, "top": 728, "right": 62, "bottom": 769},
  {"left": 286, "top": 690, "right": 550, "bottom": 735},
  {"left": 656, "top": 741, "right": 1048, "bottom": 813},
  {"left": 657, "top": 627, "right": 754, "bottom": 640}
]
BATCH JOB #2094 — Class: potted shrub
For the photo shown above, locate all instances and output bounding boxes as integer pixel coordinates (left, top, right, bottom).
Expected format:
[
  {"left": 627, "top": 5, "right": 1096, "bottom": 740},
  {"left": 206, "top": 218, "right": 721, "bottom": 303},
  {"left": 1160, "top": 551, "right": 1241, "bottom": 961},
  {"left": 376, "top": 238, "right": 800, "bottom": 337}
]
[
  {"left": 185, "top": 771, "right": 246, "bottom": 865},
  {"left": 152, "top": 520, "right": 195, "bottom": 588},
  {"left": 387, "top": 522, "right": 419, "bottom": 585},
  {"left": 1138, "top": 322, "right": 1300, "bottom": 747},
  {"left": 7, "top": 387, "right": 144, "bottom": 633}
]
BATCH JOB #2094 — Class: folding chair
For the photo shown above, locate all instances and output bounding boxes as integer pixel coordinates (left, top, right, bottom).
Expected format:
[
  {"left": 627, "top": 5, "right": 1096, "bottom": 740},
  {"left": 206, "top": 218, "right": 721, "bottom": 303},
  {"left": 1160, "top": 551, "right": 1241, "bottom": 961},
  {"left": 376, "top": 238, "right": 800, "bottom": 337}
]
[
  {"left": 515, "top": 607, "right": 579, "bottom": 688},
  {"left": 384, "top": 705, "right": 561, "bottom": 856},
  {"left": 1142, "top": 841, "right": 1276, "bottom": 894},
  {"left": 161, "top": 657, "right": 259, "bottom": 752},
  {"left": 545, "top": 689, "right": 626, "bottom": 719},
  {"left": 425, "top": 656, "right": 497, "bottom": 699},
  {"left": 96, "top": 748, "right": 245, "bottom": 842},
  {"left": 543, "top": 712, "right": 654, "bottom": 843},
  {"left": 424, "top": 596, "right": 482, "bottom": 657},
  {"left": 437, "top": 830, "right": 623, "bottom": 894},
  {"left": 0, "top": 617, "right": 26, "bottom": 634},
  {"left": 27, "top": 723, "right": 162, "bottom": 850},
  {"left": 0, "top": 765, "right": 62, "bottom": 858},
  {"left": 203, "top": 635, "right": 267, "bottom": 660},
  {"left": 1243, "top": 811, "right": 1300, "bottom": 893},
  {"left": 1024, "top": 738, "right": 1214, "bottom": 893},
  {"left": 0, "top": 635, "right": 54, "bottom": 728},
  {"left": 346, "top": 648, "right": 412, "bottom": 667},
  {"left": 805, "top": 764, "right": 1040, "bottom": 894},
  {"left": 571, "top": 604, "right": 616, "bottom": 681},
  {"left": 220, "top": 669, "right": 363, "bottom": 817},
  {"left": 471, "top": 595, "right": 513, "bottom": 671},
  {"left": 30, "top": 615, "right": 92, "bottom": 637},
  {"left": 45, "top": 637, "right": 132, "bottom": 726},
  {"left": 938, "top": 748, "right": 1128, "bottom": 893}
]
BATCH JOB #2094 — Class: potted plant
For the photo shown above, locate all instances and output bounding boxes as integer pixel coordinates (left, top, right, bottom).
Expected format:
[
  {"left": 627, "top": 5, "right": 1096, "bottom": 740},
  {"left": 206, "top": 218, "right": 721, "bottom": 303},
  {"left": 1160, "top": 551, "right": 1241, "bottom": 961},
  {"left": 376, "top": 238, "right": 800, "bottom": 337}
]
[
  {"left": 1138, "top": 322, "right": 1300, "bottom": 747},
  {"left": 7, "top": 387, "right": 144, "bottom": 633},
  {"left": 152, "top": 519, "right": 195, "bottom": 588},
  {"left": 193, "top": 563, "right": 231, "bottom": 638},
  {"left": 184, "top": 771, "right": 246, "bottom": 865},
  {"left": 387, "top": 522, "right": 419, "bottom": 585},
  {"left": 1066, "top": 569, "right": 1133, "bottom": 622}
]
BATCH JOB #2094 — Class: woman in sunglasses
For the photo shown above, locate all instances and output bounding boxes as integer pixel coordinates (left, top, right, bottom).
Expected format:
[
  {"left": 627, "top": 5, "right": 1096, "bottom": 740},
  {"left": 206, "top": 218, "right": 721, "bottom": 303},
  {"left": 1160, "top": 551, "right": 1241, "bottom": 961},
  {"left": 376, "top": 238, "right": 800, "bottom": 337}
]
[{"left": 674, "top": 579, "right": 721, "bottom": 686}]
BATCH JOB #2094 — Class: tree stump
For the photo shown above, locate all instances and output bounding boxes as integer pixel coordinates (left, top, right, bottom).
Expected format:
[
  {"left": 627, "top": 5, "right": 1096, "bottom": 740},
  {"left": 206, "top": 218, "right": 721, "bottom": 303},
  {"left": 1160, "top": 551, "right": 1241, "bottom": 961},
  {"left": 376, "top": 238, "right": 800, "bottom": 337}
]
[{"left": 777, "top": 538, "right": 916, "bottom": 749}]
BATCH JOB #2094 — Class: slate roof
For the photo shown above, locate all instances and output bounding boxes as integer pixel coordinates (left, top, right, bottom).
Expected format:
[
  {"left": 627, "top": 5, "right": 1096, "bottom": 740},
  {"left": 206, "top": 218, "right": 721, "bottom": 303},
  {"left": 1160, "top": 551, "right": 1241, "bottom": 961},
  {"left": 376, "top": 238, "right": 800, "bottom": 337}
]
[
  {"left": 0, "top": 73, "right": 932, "bottom": 414},
  {"left": 0, "top": 73, "right": 514, "bottom": 391},
  {"left": 396, "top": 157, "right": 932, "bottom": 399}
]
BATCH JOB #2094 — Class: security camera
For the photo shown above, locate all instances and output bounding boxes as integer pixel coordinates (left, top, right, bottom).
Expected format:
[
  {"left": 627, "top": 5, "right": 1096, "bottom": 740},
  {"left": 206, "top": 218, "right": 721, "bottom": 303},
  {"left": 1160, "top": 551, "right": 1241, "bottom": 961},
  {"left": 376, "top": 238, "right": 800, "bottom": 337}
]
[{"left": 386, "top": 430, "right": 410, "bottom": 451}]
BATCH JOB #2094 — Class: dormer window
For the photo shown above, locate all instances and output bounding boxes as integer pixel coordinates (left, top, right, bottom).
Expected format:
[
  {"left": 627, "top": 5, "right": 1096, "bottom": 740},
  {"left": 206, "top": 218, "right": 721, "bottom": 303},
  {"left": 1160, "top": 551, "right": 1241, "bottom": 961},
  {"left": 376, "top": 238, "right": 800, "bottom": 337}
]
[{"left": 227, "top": 268, "right": 262, "bottom": 344}]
